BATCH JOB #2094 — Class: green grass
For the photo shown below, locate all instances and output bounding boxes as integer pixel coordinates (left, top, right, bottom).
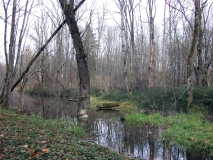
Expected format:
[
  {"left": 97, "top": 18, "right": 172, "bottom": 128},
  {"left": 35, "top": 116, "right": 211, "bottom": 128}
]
[
  {"left": 163, "top": 113, "right": 213, "bottom": 157},
  {"left": 125, "top": 112, "right": 213, "bottom": 157},
  {"left": 125, "top": 112, "right": 163, "bottom": 125},
  {"left": 0, "top": 109, "right": 139, "bottom": 160}
]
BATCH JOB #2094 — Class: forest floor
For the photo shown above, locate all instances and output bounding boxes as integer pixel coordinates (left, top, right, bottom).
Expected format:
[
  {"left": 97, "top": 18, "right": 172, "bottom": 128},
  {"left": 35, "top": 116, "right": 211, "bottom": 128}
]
[{"left": 0, "top": 109, "right": 141, "bottom": 160}]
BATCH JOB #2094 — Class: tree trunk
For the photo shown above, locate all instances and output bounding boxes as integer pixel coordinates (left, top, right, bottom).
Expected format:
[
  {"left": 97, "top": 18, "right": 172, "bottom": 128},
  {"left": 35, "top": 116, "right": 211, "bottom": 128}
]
[
  {"left": 1, "top": 0, "right": 17, "bottom": 109},
  {"left": 197, "top": 4, "right": 203, "bottom": 87},
  {"left": 59, "top": 0, "right": 90, "bottom": 118},
  {"left": 148, "top": 0, "right": 155, "bottom": 91},
  {"left": 187, "top": 0, "right": 200, "bottom": 111},
  {"left": 2, "top": 71, "right": 10, "bottom": 109},
  {"left": 119, "top": 0, "right": 131, "bottom": 98}
]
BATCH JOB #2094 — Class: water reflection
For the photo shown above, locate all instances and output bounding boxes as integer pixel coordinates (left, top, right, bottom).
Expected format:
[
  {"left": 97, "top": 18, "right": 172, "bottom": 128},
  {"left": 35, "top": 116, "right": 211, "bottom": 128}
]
[
  {"left": 9, "top": 92, "right": 211, "bottom": 160},
  {"left": 86, "top": 110, "right": 187, "bottom": 160},
  {"left": 10, "top": 91, "right": 78, "bottom": 119}
]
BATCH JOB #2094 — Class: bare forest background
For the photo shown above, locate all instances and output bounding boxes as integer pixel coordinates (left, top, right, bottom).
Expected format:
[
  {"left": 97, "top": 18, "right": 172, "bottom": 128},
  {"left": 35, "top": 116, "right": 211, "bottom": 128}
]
[{"left": 0, "top": 0, "right": 213, "bottom": 114}]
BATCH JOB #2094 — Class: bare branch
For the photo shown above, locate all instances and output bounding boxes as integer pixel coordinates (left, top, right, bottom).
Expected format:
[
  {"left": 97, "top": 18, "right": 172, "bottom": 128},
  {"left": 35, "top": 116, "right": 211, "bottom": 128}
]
[
  {"left": 10, "top": 0, "right": 86, "bottom": 92},
  {"left": 166, "top": 0, "right": 193, "bottom": 30}
]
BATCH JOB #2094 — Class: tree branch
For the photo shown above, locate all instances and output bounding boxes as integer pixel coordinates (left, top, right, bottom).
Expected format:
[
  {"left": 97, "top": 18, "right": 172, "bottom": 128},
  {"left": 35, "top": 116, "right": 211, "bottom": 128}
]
[
  {"left": 167, "top": 1, "right": 193, "bottom": 30},
  {"left": 10, "top": 0, "right": 86, "bottom": 92}
]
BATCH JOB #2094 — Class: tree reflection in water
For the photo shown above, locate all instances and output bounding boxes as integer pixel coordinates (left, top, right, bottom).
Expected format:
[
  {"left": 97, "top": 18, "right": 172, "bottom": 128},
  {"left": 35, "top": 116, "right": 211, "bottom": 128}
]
[{"left": 87, "top": 110, "right": 188, "bottom": 160}]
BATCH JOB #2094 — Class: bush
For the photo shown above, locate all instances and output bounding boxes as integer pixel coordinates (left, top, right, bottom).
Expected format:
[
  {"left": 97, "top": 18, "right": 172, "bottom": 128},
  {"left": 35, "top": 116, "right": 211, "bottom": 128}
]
[
  {"left": 194, "top": 87, "right": 213, "bottom": 113},
  {"left": 132, "top": 87, "right": 213, "bottom": 113},
  {"left": 132, "top": 87, "right": 187, "bottom": 112},
  {"left": 100, "top": 87, "right": 129, "bottom": 102},
  {"left": 90, "top": 87, "right": 102, "bottom": 97},
  {"left": 60, "top": 88, "right": 79, "bottom": 98},
  {"left": 25, "top": 86, "right": 55, "bottom": 97}
]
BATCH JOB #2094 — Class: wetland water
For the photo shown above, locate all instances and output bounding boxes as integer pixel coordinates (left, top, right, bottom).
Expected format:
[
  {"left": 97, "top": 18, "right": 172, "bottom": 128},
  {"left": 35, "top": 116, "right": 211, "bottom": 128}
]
[{"left": 9, "top": 92, "right": 210, "bottom": 160}]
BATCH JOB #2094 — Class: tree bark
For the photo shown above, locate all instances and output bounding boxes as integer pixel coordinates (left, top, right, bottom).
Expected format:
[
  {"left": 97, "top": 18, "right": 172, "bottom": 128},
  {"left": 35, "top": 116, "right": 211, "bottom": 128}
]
[
  {"left": 197, "top": 3, "right": 203, "bottom": 87},
  {"left": 59, "top": 0, "right": 90, "bottom": 118},
  {"left": 187, "top": 0, "right": 200, "bottom": 111},
  {"left": 1, "top": 0, "right": 17, "bottom": 109},
  {"left": 119, "top": 0, "right": 131, "bottom": 98},
  {"left": 148, "top": 0, "right": 155, "bottom": 91}
]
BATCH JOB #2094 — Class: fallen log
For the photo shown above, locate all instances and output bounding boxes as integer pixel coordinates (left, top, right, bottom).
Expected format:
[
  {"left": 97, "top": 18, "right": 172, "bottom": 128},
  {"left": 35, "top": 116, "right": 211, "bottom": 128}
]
[
  {"left": 64, "top": 97, "right": 78, "bottom": 102},
  {"left": 96, "top": 103, "right": 119, "bottom": 110},
  {"left": 67, "top": 99, "right": 78, "bottom": 102}
]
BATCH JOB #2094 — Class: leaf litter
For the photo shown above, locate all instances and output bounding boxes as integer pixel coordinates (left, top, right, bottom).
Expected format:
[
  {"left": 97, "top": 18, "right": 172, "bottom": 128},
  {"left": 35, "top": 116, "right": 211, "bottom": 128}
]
[{"left": 0, "top": 109, "right": 142, "bottom": 159}]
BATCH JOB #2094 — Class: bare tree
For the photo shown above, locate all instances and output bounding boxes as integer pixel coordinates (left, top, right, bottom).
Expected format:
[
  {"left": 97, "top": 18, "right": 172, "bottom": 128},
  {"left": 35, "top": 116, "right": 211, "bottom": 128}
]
[
  {"left": 195, "top": 0, "right": 212, "bottom": 87},
  {"left": 117, "top": 0, "right": 137, "bottom": 97},
  {"left": 59, "top": 0, "right": 90, "bottom": 119},
  {"left": 1, "top": 0, "right": 34, "bottom": 110},
  {"left": 119, "top": 0, "right": 129, "bottom": 95},
  {"left": 187, "top": 0, "right": 200, "bottom": 111},
  {"left": 147, "top": 0, "right": 156, "bottom": 91}
]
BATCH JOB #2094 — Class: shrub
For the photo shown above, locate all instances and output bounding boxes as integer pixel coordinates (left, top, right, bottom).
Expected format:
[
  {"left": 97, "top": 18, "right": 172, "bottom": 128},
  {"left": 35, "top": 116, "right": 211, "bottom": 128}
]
[
  {"left": 60, "top": 88, "right": 79, "bottom": 98},
  {"left": 101, "top": 87, "right": 129, "bottom": 101},
  {"left": 25, "top": 86, "right": 55, "bottom": 97}
]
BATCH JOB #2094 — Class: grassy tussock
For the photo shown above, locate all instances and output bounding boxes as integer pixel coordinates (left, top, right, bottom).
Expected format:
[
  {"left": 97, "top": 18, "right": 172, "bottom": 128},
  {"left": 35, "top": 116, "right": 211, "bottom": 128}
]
[{"left": 125, "top": 112, "right": 213, "bottom": 157}]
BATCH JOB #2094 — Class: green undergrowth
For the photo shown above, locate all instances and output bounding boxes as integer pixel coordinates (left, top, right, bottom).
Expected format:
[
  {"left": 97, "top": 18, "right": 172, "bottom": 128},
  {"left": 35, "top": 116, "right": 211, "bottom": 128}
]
[
  {"left": 0, "top": 109, "right": 138, "bottom": 160},
  {"left": 25, "top": 86, "right": 213, "bottom": 113},
  {"left": 90, "top": 86, "right": 213, "bottom": 113},
  {"left": 125, "top": 112, "right": 213, "bottom": 157},
  {"left": 133, "top": 86, "right": 213, "bottom": 113}
]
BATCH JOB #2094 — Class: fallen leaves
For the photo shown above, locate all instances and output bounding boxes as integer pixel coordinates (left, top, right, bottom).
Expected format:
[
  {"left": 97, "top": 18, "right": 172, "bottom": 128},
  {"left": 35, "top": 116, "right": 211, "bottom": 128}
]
[
  {"left": 21, "top": 144, "right": 28, "bottom": 149},
  {"left": 0, "top": 154, "right": 5, "bottom": 159},
  {"left": 60, "top": 140, "right": 66, "bottom": 144},
  {"left": 29, "top": 148, "right": 35, "bottom": 155},
  {"left": 41, "top": 140, "right": 48, "bottom": 144},
  {"left": 42, "top": 148, "right": 49, "bottom": 153},
  {"left": 0, "top": 110, "right": 134, "bottom": 160},
  {"left": 34, "top": 152, "right": 40, "bottom": 158},
  {"left": 27, "top": 148, "right": 49, "bottom": 158},
  {"left": 39, "top": 130, "right": 45, "bottom": 135}
]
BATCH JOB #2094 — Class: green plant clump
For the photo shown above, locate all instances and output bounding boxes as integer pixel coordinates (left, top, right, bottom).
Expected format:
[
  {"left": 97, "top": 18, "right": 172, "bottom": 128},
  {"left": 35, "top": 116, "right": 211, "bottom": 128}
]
[
  {"left": 163, "top": 113, "right": 213, "bottom": 157},
  {"left": 125, "top": 112, "right": 213, "bottom": 157},
  {"left": 0, "top": 109, "right": 138, "bottom": 160},
  {"left": 125, "top": 112, "right": 163, "bottom": 125}
]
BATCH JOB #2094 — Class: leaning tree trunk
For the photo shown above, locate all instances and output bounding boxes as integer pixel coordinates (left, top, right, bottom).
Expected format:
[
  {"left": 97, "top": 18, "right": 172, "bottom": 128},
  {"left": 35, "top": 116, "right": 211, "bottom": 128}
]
[
  {"left": 187, "top": 0, "right": 200, "bottom": 112},
  {"left": 59, "top": 0, "right": 90, "bottom": 118}
]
